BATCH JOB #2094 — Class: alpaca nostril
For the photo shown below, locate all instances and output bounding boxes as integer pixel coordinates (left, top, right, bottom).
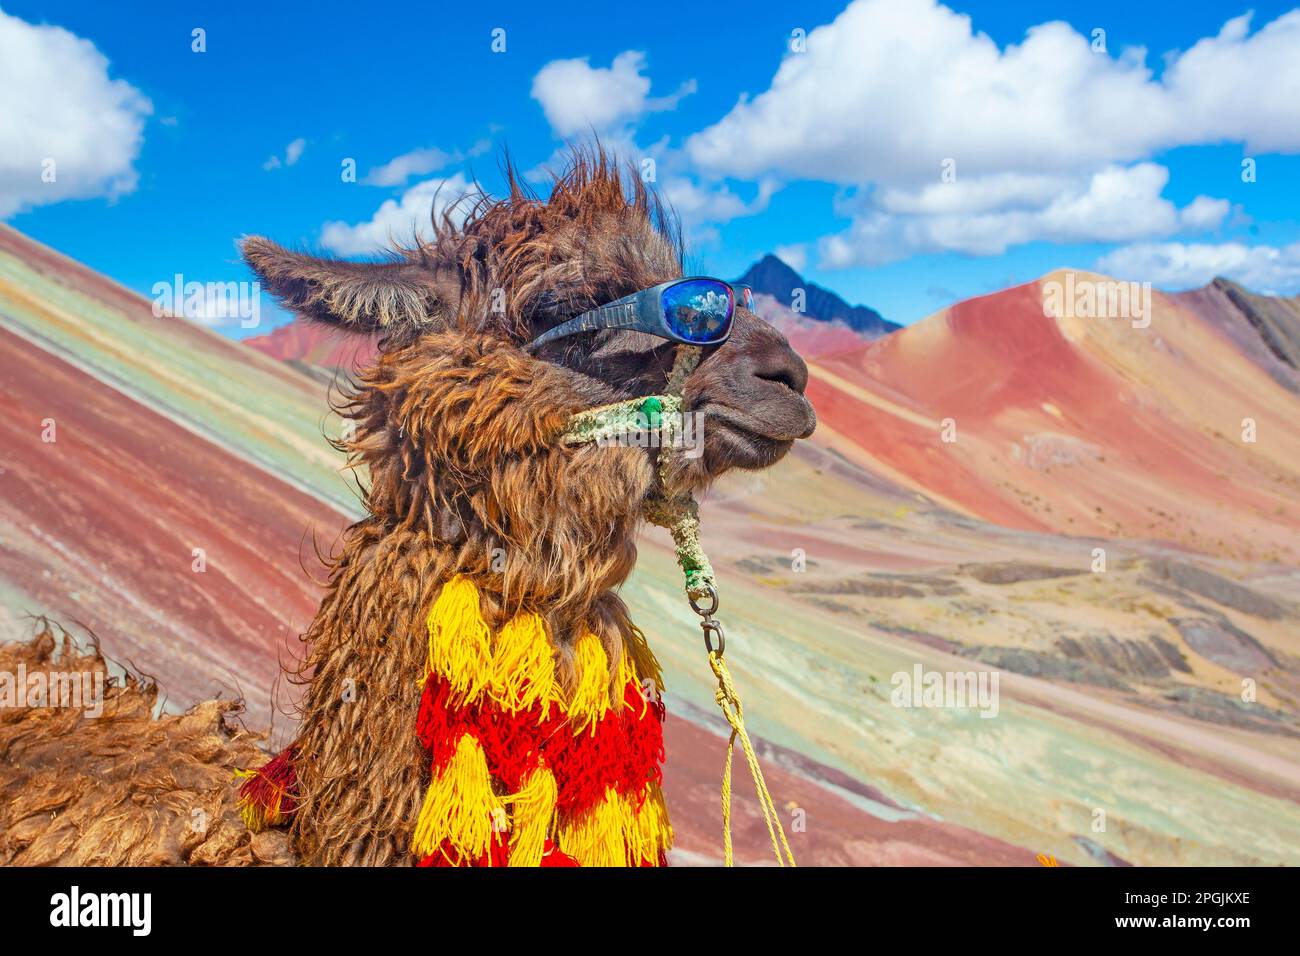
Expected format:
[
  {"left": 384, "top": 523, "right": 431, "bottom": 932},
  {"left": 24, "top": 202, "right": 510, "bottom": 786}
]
[
  {"left": 753, "top": 350, "right": 809, "bottom": 395},
  {"left": 756, "top": 368, "right": 799, "bottom": 393}
]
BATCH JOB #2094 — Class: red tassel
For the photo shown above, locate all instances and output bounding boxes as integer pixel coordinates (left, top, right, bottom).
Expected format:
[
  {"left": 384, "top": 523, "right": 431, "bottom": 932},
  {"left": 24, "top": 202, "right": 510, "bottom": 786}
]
[
  {"left": 621, "top": 680, "right": 666, "bottom": 804},
  {"left": 540, "top": 840, "right": 579, "bottom": 867},
  {"left": 417, "top": 834, "right": 510, "bottom": 867},
  {"left": 549, "top": 680, "right": 665, "bottom": 815},
  {"left": 237, "top": 745, "right": 299, "bottom": 831},
  {"left": 474, "top": 702, "right": 557, "bottom": 792}
]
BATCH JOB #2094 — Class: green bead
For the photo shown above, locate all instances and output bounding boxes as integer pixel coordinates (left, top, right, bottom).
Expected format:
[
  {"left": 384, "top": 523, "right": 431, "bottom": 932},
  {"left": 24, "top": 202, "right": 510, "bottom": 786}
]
[{"left": 640, "top": 397, "right": 663, "bottom": 417}]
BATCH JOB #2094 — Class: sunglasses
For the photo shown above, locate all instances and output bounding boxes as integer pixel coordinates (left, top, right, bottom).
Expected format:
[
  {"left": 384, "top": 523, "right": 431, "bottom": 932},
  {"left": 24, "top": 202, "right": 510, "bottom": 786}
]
[{"left": 527, "top": 277, "right": 753, "bottom": 351}]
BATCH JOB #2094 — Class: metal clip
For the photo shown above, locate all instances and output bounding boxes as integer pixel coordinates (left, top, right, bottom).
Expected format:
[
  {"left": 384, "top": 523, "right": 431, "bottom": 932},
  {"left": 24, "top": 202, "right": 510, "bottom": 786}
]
[
  {"left": 701, "top": 618, "right": 726, "bottom": 657},
  {"left": 688, "top": 584, "right": 725, "bottom": 656}
]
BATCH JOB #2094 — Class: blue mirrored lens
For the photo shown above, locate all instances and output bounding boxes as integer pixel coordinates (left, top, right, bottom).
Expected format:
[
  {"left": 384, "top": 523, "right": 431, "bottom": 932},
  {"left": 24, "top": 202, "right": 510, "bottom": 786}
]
[{"left": 662, "top": 279, "right": 732, "bottom": 342}]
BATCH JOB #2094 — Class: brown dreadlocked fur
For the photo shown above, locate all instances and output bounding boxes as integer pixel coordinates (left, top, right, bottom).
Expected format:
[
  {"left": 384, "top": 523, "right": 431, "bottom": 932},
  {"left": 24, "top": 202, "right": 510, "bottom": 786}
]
[
  {"left": 0, "top": 627, "right": 293, "bottom": 866},
  {"left": 272, "top": 150, "right": 687, "bottom": 865}
]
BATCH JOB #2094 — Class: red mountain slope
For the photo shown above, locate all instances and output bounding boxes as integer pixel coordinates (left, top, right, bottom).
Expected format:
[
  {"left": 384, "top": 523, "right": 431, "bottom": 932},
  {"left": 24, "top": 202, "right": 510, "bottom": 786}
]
[{"left": 807, "top": 271, "right": 1300, "bottom": 563}]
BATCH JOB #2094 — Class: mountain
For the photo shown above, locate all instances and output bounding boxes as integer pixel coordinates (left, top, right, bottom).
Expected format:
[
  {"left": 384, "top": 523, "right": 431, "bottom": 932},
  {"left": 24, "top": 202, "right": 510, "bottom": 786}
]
[
  {"left": 244, "top": 320, "right": 377, "bottom": 374},
  {"left": 737, "top": 253, "right": 899, "bottom": 338},
  {"left": 0, "top": 224, "right": 352, "bottom": 721},
  {"left": 806, "top": 269, "right": 1300, "bottom": 565},
  {"left": 3, "top": 224, "right": 1299, "bottom": 866}
]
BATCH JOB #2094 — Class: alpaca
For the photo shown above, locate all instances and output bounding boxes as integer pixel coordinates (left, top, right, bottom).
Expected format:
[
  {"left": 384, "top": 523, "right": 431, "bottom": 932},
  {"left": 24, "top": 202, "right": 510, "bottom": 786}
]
[{"left": 0, "top": 150, "right": 815, "bottom": 866}]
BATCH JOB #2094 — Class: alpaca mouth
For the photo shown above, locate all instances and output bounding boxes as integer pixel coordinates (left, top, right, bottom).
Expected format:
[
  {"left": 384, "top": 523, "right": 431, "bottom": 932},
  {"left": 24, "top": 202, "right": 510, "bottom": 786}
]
[
  {"left": 692, "top": 399, "right": 815, "bottom": 472},
  {"left": 698, "top": 397, "right": 817, "bottom": 444}
]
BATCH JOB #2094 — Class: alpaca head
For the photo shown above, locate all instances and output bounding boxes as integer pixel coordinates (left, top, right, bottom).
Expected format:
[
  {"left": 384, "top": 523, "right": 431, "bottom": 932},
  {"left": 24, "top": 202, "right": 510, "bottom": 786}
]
[{"left": 241, "top": 149, "right": 815, "bottom": 626}]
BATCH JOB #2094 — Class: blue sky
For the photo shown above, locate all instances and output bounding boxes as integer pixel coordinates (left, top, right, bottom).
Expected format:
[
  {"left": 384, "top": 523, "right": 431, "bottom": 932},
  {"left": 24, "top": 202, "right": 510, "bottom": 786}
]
[{"left": 3, "top": 0, "right": 1299, "bottom": 337}]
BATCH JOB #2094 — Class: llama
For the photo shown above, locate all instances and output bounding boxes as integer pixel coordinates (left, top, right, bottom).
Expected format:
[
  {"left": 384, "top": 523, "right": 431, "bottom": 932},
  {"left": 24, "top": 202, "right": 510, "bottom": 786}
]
[{"left": 0, "top": 151, "right": 815, "bottom": 866}]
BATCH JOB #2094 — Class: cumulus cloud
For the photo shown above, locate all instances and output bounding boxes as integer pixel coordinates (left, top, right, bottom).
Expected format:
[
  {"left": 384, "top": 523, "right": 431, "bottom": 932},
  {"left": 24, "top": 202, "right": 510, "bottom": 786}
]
[
  {"left": 1159, "top": 12, "right": 1300, "bottom": 154},
  {"left": 263, "top": 137, "right": 306, "bottom": 171},
  {"left": 531, "top": 51, "right": 694, "bottom": 137},
  {"left": 661, "top": 177, "right": 779, "bottom": 229},
  {"left": 362, "top": 147, "right": 451, "bottom": 186},
  {"left": 319, "top": 174, "right": 475, "bottom": 256},
  {"left": 655, "top": 176, "right": 779, "bottom": 244},
  {"left": 687, "top": 0, "right": 1300, "bottom": 184},
  {"left": 681, "top": 0, "right": 1295, "bottom": 263},
  {"left": 821, "top": 163, "right": 1229, "bottom": 265},
  {"left": 363, "top": 139, "right": 490, "bottom": 187},
  {"left": 1097, "top": 241, "right": 1300, "bottom": 294},
  {"left": 0, "top": 10, "right": 151, "bottom": 218}
]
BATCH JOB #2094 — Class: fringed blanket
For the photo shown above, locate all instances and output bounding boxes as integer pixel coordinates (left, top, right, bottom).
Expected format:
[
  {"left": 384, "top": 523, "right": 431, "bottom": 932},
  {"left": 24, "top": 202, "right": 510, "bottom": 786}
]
[{"left": 240, "top": 575, "right": 671, "bottom": 866}]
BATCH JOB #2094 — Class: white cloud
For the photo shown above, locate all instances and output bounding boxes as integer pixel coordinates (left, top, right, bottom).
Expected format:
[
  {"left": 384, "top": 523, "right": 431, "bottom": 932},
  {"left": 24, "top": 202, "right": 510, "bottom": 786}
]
[
  {"left": 531, "top": 51, "right": 694, "bottom": 137},
  {"left": 680, "top": 0, "right": 1296, "bottom": 264},
  {"left": 0, "top": 10, "right": 151, "bottom": 218},
  {"left": 364, "top": 147, "right": 452, "bottom": 186},
  {"left": 661, "top": 177, "right": 779, "bottom": 226},
  {"left": 774, "top": 244, "right": 808, "bottom": 272},
  {"left": 362, "top": 139, "right": 491, "bottom": 187},
  {"left": 1096, "top": 240, "right": 1300, "bottom": 294},
  {"left": 821, "top": 163, "right": 1229, "bottom": 265},
  {"left": 319, "top": 174, "right": 475, "bottom": 256},
  {"left": 263, "top": 137, "right": 306, "bottom": 171},
  {"left": 686, "top": 0, "right": 1300, "bottom": 185},
  {"left": 1159, "top": 12, "right": 1300, "bottom": 154}
]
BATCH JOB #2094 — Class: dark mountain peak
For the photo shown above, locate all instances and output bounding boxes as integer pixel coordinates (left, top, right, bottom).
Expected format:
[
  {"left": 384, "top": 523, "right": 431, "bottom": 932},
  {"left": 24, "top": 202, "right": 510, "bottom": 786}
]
[
  {"left": 737, "top": 254, "right": 899, "bottom": 338},
  {"left": 745, "top": 253, "right": 804, "bottom": 292}
]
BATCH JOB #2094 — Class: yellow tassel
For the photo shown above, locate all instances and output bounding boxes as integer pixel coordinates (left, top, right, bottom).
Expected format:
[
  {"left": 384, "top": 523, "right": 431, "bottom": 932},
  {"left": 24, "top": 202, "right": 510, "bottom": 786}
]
[
  {"left": 616, "top": 646, "right": 639, "bottom": 689},
  {"left": 411, "top": 734, "right": 505, "bottom": 861},
  {"left": 233, "top": 768, "right": 289, "bottom": 833},
  {"left": 237, "top": 794, "right": 289, "bottom": 833},
  {"left": 568, "top": 630, "right": 611, "bottom": 731},
  {"left": 427, "top": 576, "right": 492, "bottom": 703},
  {"left": 625, "top": 783, "right": 673, "bottom": 865},
  {"left": 503, "top": 766, "right": 558, "bottom": 867},
  {"left": 489, "top": 612, "right": 560, "bottom": 715},
  {"left": 623, "top": 623, "right": 664, "bottom": 698},
  {"left": 556, "top": 788, "right": 628, "bottom": 866},
  {"left": 233, "top": 769, "right": 263, "bottom": 833},
  {"left": 615, "top": 646, "right": 653, "bottom": 720}
]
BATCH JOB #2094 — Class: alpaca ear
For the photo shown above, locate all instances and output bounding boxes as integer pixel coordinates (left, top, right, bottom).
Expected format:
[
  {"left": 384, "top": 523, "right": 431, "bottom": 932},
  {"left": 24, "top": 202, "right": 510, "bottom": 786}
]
[{"left": 240, "top": 236, "right": 456, "bottom": 334}]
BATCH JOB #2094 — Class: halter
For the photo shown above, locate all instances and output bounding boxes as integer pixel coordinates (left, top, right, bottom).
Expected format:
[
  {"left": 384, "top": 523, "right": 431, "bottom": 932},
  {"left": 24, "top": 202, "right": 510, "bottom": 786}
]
[{"left": 559, "top": 345, "right": 796, "bottom": 867}]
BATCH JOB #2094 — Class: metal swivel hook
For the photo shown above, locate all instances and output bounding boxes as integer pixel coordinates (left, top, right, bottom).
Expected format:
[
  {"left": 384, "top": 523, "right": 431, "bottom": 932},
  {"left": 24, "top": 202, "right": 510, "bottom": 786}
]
[{"left": 688, "top": 584, "right": 726, "bottom": 657}]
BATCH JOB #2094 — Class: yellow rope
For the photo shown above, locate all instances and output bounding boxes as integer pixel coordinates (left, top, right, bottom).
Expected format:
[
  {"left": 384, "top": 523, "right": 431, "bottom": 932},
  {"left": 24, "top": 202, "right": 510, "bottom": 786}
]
[{"left": 708, "top": 650, "right": 796, "bottom": 867}]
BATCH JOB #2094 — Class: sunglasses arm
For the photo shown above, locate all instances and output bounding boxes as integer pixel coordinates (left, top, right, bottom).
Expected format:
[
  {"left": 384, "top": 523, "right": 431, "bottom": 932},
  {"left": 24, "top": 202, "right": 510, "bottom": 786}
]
[{"left": 525, "top": 286, "right": 662, "bottom": 351}]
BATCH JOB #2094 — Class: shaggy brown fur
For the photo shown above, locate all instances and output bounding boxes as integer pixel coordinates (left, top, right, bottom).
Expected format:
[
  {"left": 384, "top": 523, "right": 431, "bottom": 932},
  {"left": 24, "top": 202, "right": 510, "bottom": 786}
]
[
  {"left": 283, "top": 333, "right": 662, "bottom": 864},
  {"left": 0, "top": 629, "right": 294, "bottom": 865},
  {"left": 0, "top": 149, "right": 814, "bottom": 867}
]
